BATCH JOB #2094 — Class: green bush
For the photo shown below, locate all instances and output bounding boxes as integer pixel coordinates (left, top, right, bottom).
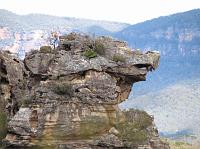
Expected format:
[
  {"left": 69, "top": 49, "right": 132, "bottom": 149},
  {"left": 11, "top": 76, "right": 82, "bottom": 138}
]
[
  {"left": 83, "top": 49, "right": 97, "bottom": 59},
  {"left": 19, "top": 95, "right": 35, "bottom": 107},
  {"left": 124, "top": 109, "right": 152, "bottom": 130},
  {"left": 115, "top": 109, "right": 153, "bottom": 145},
  {"left": 53, "top": 83, "right": 73, "bottom": 96},
  {"left": 112, "top": 54, "right": 126, "bottom": 62},
  {"left": 40, "top": 46, "right": 52, "bottom": 53},
  {"left": 94, "top": 41, "right": 106, "bottom": 55},
  {"left": 116, "top": 122, "right": 147, "bottom": 144},
  {"left": 135, "top": 115, "right": 152, "bottom": 130}
]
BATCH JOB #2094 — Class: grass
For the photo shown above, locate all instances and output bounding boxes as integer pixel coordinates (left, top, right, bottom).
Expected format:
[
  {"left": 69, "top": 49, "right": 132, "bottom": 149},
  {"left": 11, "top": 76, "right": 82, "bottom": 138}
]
[
  {"left": 112, "top": 54, "right": 126, "bottom": 62},
  {"left": 163, "top": 139, "right": 200, "bottom": 149},
  {"left": 83, "top": 49, "right": 97, "bottom": 59},
  {"left": 94, "top": 41, "right": 106, "bottom": 55}
]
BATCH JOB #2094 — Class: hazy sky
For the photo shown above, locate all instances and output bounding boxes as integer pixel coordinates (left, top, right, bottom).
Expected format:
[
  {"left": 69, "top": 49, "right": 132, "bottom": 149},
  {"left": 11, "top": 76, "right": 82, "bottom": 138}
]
[{"left": 1, "top": 0, "right": 200, "bottom": 24}]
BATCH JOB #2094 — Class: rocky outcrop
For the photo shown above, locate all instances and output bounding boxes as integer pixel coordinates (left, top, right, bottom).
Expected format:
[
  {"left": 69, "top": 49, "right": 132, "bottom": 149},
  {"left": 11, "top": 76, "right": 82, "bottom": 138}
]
[
  {"left": 1, "top": 33, "right": 168, "bottom": 148},
  {"left": 0, "top": 51, "right": 28, "bottom": 117}
]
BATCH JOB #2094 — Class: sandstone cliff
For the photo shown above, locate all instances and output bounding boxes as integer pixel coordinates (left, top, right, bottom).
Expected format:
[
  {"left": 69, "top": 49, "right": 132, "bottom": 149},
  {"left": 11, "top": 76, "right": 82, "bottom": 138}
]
[{"left": 0, "top": 33, "right": 169, "bottom": 149}]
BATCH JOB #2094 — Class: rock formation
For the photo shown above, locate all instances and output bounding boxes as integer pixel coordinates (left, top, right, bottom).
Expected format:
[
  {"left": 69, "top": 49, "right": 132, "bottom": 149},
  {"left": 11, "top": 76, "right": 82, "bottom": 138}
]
[{"left": 0, "top": 33, "right": 169, "bottom": 148}]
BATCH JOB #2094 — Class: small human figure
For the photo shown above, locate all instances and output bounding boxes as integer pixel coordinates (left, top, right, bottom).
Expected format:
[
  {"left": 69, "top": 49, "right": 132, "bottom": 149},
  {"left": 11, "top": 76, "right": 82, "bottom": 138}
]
[{"left": 51, "top": 32, "right": 60, "bottom": 49}]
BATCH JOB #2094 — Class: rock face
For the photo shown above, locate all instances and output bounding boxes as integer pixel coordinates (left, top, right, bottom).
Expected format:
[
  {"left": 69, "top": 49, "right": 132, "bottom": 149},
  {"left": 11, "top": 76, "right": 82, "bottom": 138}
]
[
  {"left": 0, "top": 51, "right": 28, "bottom": 116},
  {"left": 1, "top": 33, "right": 169, "bottom": 148}
]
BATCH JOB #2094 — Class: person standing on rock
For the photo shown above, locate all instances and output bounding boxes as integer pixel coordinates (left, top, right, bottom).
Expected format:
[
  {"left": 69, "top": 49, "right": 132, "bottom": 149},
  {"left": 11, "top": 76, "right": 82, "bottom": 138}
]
[{"left": 51, "top": 31, "right": 60, "bottom": 49}]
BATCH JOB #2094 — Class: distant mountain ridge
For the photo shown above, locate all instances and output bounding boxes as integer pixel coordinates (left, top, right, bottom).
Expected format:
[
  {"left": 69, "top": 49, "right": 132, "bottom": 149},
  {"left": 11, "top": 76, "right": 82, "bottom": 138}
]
[
  {"left": 114, "top": 9, "right": 200, "bottom": 95},
  {"left": 116, "top": 9, "right": 200, "bottom": 56},
  {"left": 0, "top": 9, "right": 128, "bottom": 32}
]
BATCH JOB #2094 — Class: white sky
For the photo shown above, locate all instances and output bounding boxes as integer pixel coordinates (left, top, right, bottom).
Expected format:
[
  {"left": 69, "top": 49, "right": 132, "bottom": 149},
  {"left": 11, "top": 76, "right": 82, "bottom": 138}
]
[{"left": 0, "top": 0, "right": 200, "bottom": 24}]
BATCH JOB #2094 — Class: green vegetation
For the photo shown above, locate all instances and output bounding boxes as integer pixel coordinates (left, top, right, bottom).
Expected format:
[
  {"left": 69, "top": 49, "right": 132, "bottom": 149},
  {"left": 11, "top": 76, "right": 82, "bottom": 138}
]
[
  {"left": 83, "top": 49, "right": 97, "bottom": 59},
  {"left": 124, "top": 109, "right": 153, "bottom": 129},
  {"left": 83, "top": 41, "right": 105, "bottom": 58},
  {"left": 163, "top": 138, "right": 200, "bottom": 149},
  {"left": 0, "top": 112, "right": 7, "bottom": 140},
  {"left": 21, "top": 98, "right": 32, "bottom": 107},
  {"left": 39, "top": 46, "right": 52, "bottom": 53},
  {"left": 175, "top": 142, "right": 187, "bottom": 146},
  {"left": 53, "top": 83, "right": 73, "bottom": 96},
  {"left": 116, "top": 122, "right": 147, "bottom": 144},
  {"left": 94, "top": 41, "right": 106, "bottom": 55},
  {"left": 115, "top": 109, "right": 152, "bottom": 145},
  {"left": 112, "top": 54, "right": 126, "bottom": 62},
  {"left": 19, "top": 94, "right": 36, "bottom": 107}
]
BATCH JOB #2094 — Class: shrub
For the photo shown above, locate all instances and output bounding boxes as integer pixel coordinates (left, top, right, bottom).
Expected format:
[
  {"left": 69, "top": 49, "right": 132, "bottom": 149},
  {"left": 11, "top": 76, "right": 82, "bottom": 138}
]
[
  {"left": 94, "top": 41, "right": 106, "bottom": 55},
  {"left": 40, "top": 46, "right": 52, "bottom": 53},
  {"left": 115, "top": 120, "right": 149, "bottom": 144},
  {"left": 124, "top": 109, "right": 152, "bottom": 130},
  {"left": 116, "top": 122, "right": 148, "bottom": 144},
  {"left": 115, "top": 109, "right": 153, "bottom": 145},
  {"left": 112, "top": 54, "right": 126, "bottom": 62},
  {"left": 66, "top": 34, "right": 76, "bottom": 41},
  {"left": 135, "top": 114, "right": 152, "bottom": 129},
  {"left": 20, "top": 95, "right": 35, "bottom": 107},
  {"left": 21, "top": 99, "right": 32, "bottom": 107},
  {"left": 53, "top": 83, "right": 73, "bottom": 96},
  {"left": 83, "top": 49, "right": 97, "bottom": 59}
]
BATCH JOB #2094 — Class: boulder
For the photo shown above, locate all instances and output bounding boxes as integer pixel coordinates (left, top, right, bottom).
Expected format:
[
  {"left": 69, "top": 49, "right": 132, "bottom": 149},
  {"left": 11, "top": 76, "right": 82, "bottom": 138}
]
[{"left": 1, "top": 33, "right": 169, "bottom": 149}]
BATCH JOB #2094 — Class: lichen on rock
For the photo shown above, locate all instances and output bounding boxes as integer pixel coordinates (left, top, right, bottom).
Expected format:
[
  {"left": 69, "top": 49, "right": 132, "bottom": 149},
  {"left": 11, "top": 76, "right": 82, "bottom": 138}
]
[{"left": 0, "top": 33, "right": 168, "bottom": 148}]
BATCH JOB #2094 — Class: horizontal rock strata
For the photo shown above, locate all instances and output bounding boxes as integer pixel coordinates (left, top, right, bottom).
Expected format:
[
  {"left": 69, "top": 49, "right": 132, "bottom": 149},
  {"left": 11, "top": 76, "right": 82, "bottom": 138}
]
[{"left": 0, "top": 33, "right": 169, "bottom": 149}]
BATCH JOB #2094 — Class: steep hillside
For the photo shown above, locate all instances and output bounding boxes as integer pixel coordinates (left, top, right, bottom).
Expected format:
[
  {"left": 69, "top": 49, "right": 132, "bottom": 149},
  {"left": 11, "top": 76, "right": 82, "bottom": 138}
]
[{"left": 116, "top": 9, "right": 200, "bottom": 56}]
